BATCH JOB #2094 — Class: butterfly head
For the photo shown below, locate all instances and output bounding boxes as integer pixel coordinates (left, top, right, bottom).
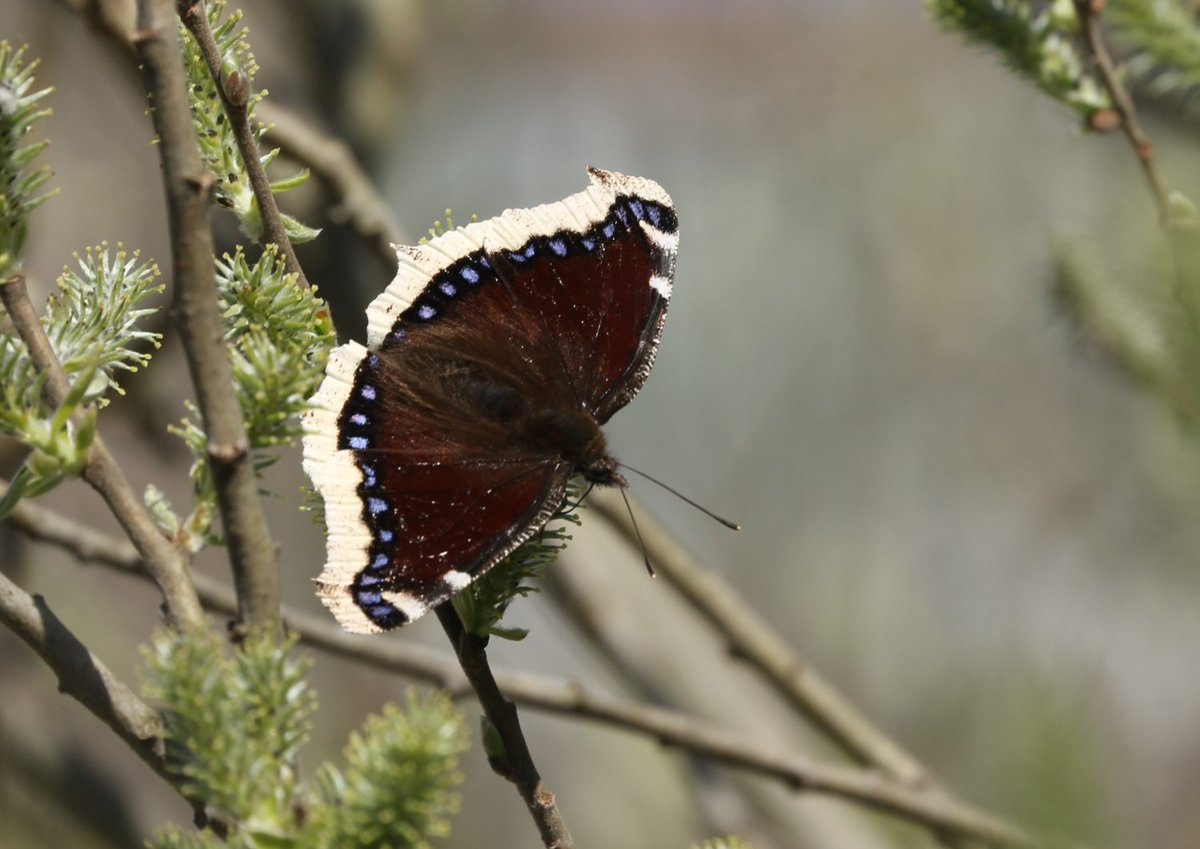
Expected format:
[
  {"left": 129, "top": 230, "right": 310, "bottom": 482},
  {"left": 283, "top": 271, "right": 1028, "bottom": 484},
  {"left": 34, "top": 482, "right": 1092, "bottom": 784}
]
[{"left": 581, "top": 453, "right": 626, "bottom": 489}]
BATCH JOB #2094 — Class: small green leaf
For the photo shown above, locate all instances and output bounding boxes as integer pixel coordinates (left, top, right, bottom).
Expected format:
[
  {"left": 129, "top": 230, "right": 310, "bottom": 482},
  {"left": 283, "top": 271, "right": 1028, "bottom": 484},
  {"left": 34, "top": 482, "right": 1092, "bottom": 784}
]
[
  {"left": 479, "top": 715, "right": 506, "bottom": 761},
  {"left": 280, "top": 212, "right": 320, "bottom": 244},
  {"left": 0, "top": 465, "right": 32, "bottom": 518},
  {"left": 269, "top": 168, "right": 309, "bottom": 193},
  {"left": 145, "top": 484, "right": 181, "bottom": 537}
]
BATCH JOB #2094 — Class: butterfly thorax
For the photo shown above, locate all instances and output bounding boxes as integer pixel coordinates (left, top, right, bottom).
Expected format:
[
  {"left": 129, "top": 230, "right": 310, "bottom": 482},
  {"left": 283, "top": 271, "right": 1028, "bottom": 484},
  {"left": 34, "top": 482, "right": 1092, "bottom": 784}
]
[
  {"left": 446, "top": 362, "right": 624, "bottom": 484},
  {"left": 450, "top": 366, "right": 623, "bottom": 486},
  {"left": 522, "top": 406, "right": 623, "bottom": 486}
]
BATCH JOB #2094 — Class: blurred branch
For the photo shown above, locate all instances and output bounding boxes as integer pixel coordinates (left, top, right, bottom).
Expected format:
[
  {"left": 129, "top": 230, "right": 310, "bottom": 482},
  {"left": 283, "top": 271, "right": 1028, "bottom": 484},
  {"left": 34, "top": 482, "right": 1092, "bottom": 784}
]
[
  {"left": 543, "top": 567, "right": 781, "bottom": 847},
  {"left": 589, "top": 489, "right": 931, "bottom": 788},
  {"left": 1074, "top": 0, "right": 1172, "bottom": 219},
  {"left": 133, "top": 0, "right": 280, "bottom": 635},
  {"left": 259, "top": 101, "right": 404, "bottom": 272},
  {"left": 0, "top": 274, "right": 205, "bottom": 631},
  {"left": 435, "top": 604, "right": 576, "bottom": 849},
  {"left": 177, "top": 0, "right": 310, "bottom": 290},
  {"left": 0, "top": 476, "right": 237, "bottom": 617},
  {"left": 3, "top": 490, "right": 1071, "bottom": 849}
]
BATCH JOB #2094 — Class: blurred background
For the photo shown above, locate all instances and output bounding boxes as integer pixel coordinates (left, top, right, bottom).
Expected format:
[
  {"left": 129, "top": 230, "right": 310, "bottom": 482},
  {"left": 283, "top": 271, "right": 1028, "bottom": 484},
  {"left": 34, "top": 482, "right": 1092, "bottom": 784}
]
[{"left": 2, "top": 1, "right": 1199, "bottom": 847}]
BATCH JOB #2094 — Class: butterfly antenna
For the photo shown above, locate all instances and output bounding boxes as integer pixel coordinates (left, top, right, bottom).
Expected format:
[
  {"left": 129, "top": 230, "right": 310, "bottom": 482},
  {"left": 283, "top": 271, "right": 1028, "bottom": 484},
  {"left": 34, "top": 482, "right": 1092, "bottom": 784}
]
[
  {"left": 618, "top": 463, "right": 742, "bottom": 530},
  {"left": 618, "top": 484, "right": 656, "bottom": 577}
]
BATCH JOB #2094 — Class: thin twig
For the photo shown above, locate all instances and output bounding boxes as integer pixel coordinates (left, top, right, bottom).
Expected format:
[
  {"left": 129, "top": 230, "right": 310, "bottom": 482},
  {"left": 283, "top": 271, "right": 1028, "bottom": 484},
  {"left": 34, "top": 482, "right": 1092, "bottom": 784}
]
[
  {"left": 1074, "top": 0, "right": 1173, "bottom": 220},
  {"left": 258, "top": 101, "right": 405, "bottom": 272},
  {"left": 2, "top": 494, "right": 1070, "bottom": 849},
  {"left": 435, "top": 604, "right": 576, "bottom": 849},
  {"left": 545, "top": 553, "right": 972, "bottom": 849},
  {"left": 177, "top": 0, "right": 310, "bottom": 290},
  {"left": 589, "top": 488, "right": 931, "bottom": 788},
  {"left": 133, "top": 0, "right": 280, "bottom": 635},
  {"left": 0, "top": 275, "right": 206, "bottom": 632}
]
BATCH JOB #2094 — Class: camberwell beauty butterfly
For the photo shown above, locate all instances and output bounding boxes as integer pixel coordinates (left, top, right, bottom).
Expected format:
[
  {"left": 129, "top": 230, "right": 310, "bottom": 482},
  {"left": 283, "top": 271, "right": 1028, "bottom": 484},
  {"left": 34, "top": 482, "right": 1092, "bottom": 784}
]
[{"left": 301, "top": 168, "right": 678, "bottom": 633}]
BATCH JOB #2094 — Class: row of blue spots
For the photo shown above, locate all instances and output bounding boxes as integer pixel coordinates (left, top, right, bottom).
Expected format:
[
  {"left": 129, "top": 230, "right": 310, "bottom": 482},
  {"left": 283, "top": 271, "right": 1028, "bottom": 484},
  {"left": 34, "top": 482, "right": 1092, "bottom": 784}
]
[
  {"left": 352, "top": 453, "right": 403, "bottom": 625},
  {"left": 354, "top": 544, "right": 405, "bottom": 624},
  {"left": 506, "top": 242, "right": 539, "bottom": 265},
  {"left": 341, "top": 358, "right": 379, "bottom": 452},
  {"left": 343, "top": 356, "right": 406, "bottom": 625},
  {"left": 404, "top": 252, "right": 490, "bottom": 326},
  {"left": 354, "top": 530, "right": 402, "bottom": 623},
  {"left": 395, "top": 196, "right": 675, "bottom": 331}
]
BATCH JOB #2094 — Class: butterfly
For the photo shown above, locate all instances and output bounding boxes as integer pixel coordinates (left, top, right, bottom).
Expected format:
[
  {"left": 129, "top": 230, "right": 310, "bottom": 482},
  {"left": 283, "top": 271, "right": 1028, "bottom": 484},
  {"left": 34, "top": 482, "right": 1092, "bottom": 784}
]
[{"left": 301, "top": 168, "right": 678, "bottom": 632}]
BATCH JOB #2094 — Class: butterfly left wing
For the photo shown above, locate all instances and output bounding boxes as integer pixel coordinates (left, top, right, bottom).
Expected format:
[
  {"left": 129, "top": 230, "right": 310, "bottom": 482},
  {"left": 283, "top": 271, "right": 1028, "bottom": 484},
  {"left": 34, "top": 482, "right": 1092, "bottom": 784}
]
[{"left": 303, "top": 342, "right": 572, "bottom": 633}]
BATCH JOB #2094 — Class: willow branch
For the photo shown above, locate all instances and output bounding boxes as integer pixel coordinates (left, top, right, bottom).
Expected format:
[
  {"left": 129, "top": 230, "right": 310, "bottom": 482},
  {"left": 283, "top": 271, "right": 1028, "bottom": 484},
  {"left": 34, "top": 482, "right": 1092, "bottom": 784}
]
[
  {"left": 0, "top": 568, "right": 238, "bottom": 834},
  {"left": 0, "top": 275, "right": 205, "bottom": 631},
  {"left": 285, "top": 605, "right": 1052, "bottom": 848},
  {"left": 435, "top": 604, "right": 575, "bottom": 849},
  {"left": 0, "top": 570, "right": 169, "bottom": 778},
  {"left": 544, "top": 559, "right": 971, "bottom": 849},
  {"left": 133, "top": 0, "right": 280, "bottom": 634},
  {"left": 257, "top": 101, "right": 405, "bottom": 272},
  {"left": 1074, "top": 0, "right": 1172, "bottom": 220},
  {"left": 177, "top": 0, "right": 310, "bottom": 289},
  {"left": 4, "top": 494, "right": 1070, "bottom": 849}
]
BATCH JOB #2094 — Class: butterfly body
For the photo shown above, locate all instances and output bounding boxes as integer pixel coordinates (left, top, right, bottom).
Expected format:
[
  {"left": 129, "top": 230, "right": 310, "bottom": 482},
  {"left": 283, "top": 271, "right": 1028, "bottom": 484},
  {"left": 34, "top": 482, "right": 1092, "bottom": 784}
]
[{"left": 303, "top": 168, "right": 677, "bottom": 632}]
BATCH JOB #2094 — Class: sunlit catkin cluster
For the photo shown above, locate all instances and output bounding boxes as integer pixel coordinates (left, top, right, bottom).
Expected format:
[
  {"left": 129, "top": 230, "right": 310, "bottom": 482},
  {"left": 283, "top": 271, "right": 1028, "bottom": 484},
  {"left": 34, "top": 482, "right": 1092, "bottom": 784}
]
[
  {"left": 925, "top": 0, "right": 1110, "bottom": 117},
  {"left": 0, "top": 41, "right": 52, "bottom": 280},
  {"left": 177, "top": 0, "right": 317, "bottom": 243}
]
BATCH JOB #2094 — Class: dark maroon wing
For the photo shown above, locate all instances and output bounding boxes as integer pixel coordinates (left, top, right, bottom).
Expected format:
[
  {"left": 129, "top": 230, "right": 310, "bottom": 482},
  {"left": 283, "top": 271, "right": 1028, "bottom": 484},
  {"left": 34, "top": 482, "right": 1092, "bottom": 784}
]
[{"left": 303, "top": 343, "right": 572, "bottom": 632}]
